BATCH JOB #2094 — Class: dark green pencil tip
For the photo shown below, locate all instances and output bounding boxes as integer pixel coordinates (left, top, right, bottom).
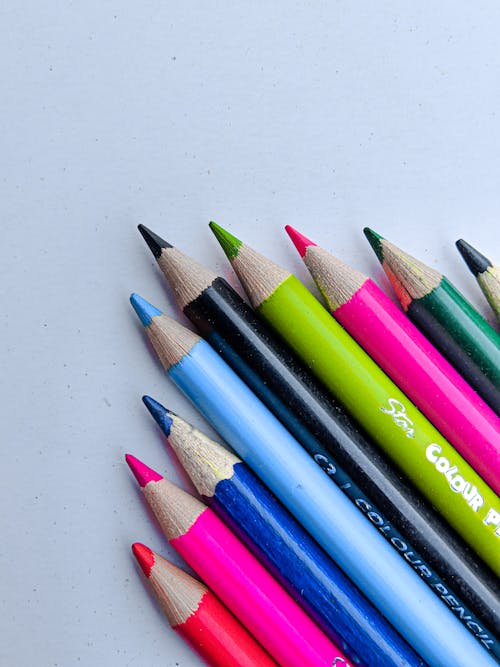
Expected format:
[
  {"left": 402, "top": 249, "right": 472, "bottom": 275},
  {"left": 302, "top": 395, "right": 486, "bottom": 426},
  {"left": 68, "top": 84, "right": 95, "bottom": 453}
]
[
  {"left": 138, "top": 224, "right": 172, "bottom": 259},
  {"left": 209, "top": 221, "right": 242, "bottom": 260},
  {"left": 363, "top": 227, "right": 385, "bottom": 263},
  {"left": 456, "top": 239, "right": 491, "bottom": 277}
]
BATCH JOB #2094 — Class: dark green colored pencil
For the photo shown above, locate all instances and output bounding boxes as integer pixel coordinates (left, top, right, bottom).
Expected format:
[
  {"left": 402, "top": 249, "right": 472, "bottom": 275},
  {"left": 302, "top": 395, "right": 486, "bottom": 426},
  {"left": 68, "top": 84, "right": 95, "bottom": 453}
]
[{"left": 364, "top": 228, "right": 500, "bottom": 415}]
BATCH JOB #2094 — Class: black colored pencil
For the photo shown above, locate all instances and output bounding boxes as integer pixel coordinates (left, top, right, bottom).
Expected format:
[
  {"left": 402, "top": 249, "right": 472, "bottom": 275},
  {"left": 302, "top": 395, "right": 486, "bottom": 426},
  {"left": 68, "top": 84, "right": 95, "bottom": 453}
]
[
  {"left": 137, "top": 223, "right": 500, "bottom": 640},
  {"left": 457, "top": 239, "right": 500, "bottom": 323}
]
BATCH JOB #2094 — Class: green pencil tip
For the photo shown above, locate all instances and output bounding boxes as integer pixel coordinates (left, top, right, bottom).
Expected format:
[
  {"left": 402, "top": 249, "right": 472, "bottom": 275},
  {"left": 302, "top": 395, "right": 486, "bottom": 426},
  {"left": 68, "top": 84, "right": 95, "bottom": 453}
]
[
  {"left": 363, "top": 227, "right": 385, "bottom": 263},
  {"left": 209, "top": 221, "right": 242, "bottom": 260}
]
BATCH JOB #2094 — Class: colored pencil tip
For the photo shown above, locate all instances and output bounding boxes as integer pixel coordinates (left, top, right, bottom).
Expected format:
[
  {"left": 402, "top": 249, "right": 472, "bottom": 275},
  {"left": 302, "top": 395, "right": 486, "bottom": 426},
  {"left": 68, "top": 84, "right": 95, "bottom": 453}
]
[
  {"left": 209, "top": 221, "right": 242, "bottom": 260},
  {"left": 363, "top": 227, "right": 385, "bottom": 263},
  {"left": 132, "top": 542, "right": 155, "bottom": 577},
  {"left": 125, "top": 453, "right": 163, "bottom": 488},
  {"left": 455, "top": 239, "right": 491, "bottom": 276},
  {"left": 138, "top": 224, "right": 173, "bottom": 259},
  {"left": 130, "top": 293, "right": 163, "bottom": 327},
  {"left": 285, "top": 225, "right": 316, "bottom": 258},
  {"left": 142, "top": 396, "right": 174, "bottom": 436}
]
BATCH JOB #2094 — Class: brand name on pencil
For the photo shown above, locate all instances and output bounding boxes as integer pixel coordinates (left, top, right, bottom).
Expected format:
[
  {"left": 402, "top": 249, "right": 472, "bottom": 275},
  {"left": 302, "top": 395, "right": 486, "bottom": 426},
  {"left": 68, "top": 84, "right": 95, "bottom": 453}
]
[
  {"left": 380, "top": 398, "right": 415, "bottom": 438},
  {"left": 426, "top": 444, "right": 484, "bottom": 511}
]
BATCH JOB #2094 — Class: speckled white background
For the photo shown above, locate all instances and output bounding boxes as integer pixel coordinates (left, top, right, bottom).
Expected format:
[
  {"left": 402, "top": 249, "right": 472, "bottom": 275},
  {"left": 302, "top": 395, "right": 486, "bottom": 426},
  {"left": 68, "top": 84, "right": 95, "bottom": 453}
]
[{"left": 1, "top": 2, "right": 499, "bottom": 665}]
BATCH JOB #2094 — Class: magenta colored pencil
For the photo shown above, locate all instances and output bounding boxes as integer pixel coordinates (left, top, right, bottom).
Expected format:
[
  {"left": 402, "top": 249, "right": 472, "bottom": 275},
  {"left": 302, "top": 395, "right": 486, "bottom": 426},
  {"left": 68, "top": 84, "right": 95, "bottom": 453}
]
[
  {"left": 126, "top": 454, "right": 354, "bottom": 667},
  {"left": 286, "top": 226, "right": 500, "bottom": 496}
]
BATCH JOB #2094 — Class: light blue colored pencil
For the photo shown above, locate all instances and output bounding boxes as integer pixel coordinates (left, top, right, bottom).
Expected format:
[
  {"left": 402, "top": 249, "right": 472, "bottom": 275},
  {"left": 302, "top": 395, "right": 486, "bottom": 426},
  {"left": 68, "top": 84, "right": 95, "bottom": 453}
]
[{"left": 130, "top": 292, "right": 498, "bottom": 667}]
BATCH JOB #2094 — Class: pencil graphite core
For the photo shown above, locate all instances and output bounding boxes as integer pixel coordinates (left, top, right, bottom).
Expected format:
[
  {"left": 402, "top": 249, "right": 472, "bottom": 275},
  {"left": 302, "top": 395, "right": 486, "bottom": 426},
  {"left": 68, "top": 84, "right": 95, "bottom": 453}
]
[{"left": 130, "top": 294, "right": 500, "bottom": 667}]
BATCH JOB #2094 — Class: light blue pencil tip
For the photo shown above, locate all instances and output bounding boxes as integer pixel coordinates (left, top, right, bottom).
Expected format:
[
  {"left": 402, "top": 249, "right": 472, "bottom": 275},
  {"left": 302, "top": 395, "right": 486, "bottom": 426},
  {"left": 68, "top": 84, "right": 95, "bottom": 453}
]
[
  {"left": 130, "top": 293, "right": 162, "bottom": 327},
  {"left": 142, "top": 395, "right": 174, "bottom": 437}
]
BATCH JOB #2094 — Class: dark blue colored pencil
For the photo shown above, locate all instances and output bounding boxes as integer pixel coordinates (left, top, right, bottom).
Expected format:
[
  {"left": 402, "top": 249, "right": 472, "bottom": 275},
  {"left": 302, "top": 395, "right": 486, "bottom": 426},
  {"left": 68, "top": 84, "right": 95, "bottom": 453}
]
[{"left": 142, "top": 395, "right": 427, "bottom": 667}]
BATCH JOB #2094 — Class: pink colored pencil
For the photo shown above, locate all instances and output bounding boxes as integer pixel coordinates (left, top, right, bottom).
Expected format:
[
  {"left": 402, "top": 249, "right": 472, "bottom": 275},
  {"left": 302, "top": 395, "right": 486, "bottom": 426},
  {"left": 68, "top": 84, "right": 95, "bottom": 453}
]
[
  {"left": 132, "top": 543, "right": 278, "bottom": 667},
  {"left": 286, "top": 225, "right": 500, "bottom": 496},
  {"left": 126, "top": 454, "right": 354, "bottom": 667}
]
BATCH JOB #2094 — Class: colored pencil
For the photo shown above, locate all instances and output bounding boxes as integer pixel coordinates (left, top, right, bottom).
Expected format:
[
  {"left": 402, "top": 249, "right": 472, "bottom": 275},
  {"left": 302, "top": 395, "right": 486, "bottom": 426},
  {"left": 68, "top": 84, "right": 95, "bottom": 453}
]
[
  {"left": 131, "top": 543, "right": 278, "bottom": 667},
  {"left": 363, "top": 228, "right": 500, "bottom": 414},
  {"left": 129, "top": 295, "right": 499, "bottom": 667},
  {"left": 143, "top": 396, "right": 427, "bottom": 667},
  {"left": 137, "top": 224, "right": 500, "bottom": 642},
  {"left": 208, "top": 223, "right": 500, "bottom": 576},
  {"left": 126, "top": 456, "right": 353, "bottom": 667},
  {"left": 456, "top": 239, "right": 500, "bottom": 323},
  {"left": 286, "top": 225, "right": 500, "bottom": 497}
]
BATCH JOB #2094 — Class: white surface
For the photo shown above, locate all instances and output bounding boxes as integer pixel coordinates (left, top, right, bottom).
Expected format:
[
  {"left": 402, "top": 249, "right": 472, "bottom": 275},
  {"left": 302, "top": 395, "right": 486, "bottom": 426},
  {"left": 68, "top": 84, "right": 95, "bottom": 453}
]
[{"left": 1, "top": 3, "right": 499, "bottom": 666}]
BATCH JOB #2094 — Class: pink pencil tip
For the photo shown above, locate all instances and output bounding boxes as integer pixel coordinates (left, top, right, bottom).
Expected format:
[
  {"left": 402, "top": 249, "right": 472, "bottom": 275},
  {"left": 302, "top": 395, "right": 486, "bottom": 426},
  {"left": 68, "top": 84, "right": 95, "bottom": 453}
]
[
  {"left": 284, "top": 225, "right": 316, "bottom": 258},
  {"left": 125, "top": 453, "right": 163, "bottom": 488},
  {"left": 132, "top": 542, "right": 156, "bottom": 577}
]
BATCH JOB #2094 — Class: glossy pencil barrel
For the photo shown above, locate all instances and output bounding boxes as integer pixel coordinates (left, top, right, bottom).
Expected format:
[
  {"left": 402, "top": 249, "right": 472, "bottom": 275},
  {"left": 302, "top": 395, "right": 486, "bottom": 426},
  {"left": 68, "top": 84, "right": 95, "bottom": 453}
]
[
  {"left": 175, "top": 590, "right": 277, "bottom": 667},
  {"left": 408, "top": 279, "right": 500, "bottom": 412},
  {"left": 147, "top": 402, "right": 426, "bottom": 667},
  {"left": 253, "top": 275, "right": 500, "bottom": 576},
  {"left": 164, "top": 341, "right": 496, "bottom": 666},
  {"left": 184, "top": 278, "right": 500, "bottom": 643},
  {"left": 330, "top": 278, "right": 500, "bottom": 496},
  {"left": 172, "top": 510, "right": 347, "bottom": 667}
]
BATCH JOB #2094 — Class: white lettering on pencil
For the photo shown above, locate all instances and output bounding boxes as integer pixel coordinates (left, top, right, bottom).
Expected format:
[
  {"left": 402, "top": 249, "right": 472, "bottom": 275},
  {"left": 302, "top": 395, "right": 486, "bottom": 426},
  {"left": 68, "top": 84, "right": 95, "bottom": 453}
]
[
  {"left": 425, "top": 444, "right": 484, "bottom": 512},
  {"left": 380, "top": 398, "right": 415, "bottom": 438}
]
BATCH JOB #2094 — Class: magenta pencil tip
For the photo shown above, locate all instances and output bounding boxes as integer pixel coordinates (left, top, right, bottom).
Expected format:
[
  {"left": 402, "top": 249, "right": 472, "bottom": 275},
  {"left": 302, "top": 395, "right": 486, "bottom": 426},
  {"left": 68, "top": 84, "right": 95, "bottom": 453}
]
[
  {"left": 285, "top": 225, "right": 316, "bottom": 258},
  {"left": 125, "top": 453, "right": 163, "bottom": 488},
  {"left": 132, "top": 542, "right": 156, "bottom": 577}
]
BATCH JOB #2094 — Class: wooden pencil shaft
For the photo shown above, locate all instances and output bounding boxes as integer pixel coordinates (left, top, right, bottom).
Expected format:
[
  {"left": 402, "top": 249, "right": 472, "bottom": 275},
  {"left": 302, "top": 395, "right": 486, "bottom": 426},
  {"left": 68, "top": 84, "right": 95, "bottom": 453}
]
[{"left": 183, "top": 277, "right": 500, "bottom": 637}]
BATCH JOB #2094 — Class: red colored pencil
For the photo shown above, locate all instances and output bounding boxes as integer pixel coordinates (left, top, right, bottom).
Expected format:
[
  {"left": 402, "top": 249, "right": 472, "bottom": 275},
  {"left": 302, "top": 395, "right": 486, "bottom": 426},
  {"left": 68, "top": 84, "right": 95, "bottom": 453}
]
[
  {"left": 286, "top": 225, "right": 500, "bottom": 495},
  {"left": 126, "top": 454, "right": 354, "bottom": 667},
  {"left": 132, "top": 543, "right": 278, "bottom": 667}
]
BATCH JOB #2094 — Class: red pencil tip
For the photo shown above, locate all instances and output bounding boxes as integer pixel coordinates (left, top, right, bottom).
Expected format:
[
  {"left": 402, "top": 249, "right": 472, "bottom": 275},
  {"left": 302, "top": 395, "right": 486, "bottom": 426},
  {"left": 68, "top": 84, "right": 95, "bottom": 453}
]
[
  {"left": 132, "top": 542, "right": 156, "bottom": 577},
  {"left": 125, "top": 454, "right": 163, "bottom": 488},
  {"left": 285, "top": 225, "right": 316, "bottom": 258}
]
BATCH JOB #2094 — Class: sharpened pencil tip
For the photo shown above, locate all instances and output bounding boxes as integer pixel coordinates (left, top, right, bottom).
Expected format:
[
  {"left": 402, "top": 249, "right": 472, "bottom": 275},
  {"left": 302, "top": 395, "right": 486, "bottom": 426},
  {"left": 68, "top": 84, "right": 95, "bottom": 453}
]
[
  {"left": 132, "top": 542, "right": 155, "bottom": 577},
  {"left": 456, "top": 239, "right": 491, "bottom": 277},
  {"left": 363, "top": 227, "right": 385, "bottom": 263},
  {"left": 209, "top": 221, "right": 242, "bottom": 260},
  {"left": 126, "top": 453, "right": 163, "bottom": 488},
  {"left": 285, "top": 225, "right": 316, "bottom": 258},
  {"left": 142, "top": 396, "right": 174, "bottom": 437},
  {"left": 138, "top": 224, "right": 173, "bottom": 259},
  {"left": 130, "top": 293, "right": 163, "bottom": 327}
]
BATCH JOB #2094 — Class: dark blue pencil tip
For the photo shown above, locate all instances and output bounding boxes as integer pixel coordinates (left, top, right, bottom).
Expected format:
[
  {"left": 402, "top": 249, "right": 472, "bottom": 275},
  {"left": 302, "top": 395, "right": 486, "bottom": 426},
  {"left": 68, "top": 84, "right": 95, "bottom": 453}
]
[
  {"left": 130, "top": 293, "right": 163, "bottom": 327},
  {"left": 142, "top": 395, "right": 174, "bottom": 436}
]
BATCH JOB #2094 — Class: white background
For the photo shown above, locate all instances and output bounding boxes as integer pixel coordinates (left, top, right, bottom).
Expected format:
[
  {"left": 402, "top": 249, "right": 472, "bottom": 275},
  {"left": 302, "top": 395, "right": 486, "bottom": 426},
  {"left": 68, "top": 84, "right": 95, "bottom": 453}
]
[{"left": 1, "top": 2, "right": 499, "bottom": 666}]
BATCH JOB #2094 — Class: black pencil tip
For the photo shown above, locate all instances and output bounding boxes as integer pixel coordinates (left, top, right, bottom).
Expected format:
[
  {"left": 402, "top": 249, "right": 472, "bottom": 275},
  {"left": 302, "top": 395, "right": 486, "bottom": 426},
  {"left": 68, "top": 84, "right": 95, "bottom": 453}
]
[
  {"left": 455, "top": 239, "right": 491, "bottom": 277},
  {"left": 138, "top": 224, "right": 173, "bottom": 259}
]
